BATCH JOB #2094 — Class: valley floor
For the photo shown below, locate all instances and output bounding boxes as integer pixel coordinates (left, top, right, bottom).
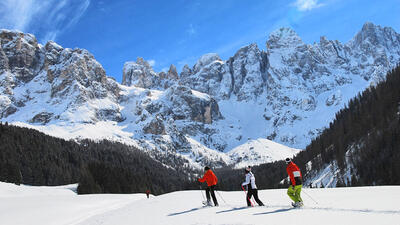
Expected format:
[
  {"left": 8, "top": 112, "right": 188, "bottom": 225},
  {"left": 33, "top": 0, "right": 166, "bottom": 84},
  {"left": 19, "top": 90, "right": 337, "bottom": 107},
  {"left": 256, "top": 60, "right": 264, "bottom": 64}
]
[{"left": 0, "top": 182, "right": 399, "bottom": 225}]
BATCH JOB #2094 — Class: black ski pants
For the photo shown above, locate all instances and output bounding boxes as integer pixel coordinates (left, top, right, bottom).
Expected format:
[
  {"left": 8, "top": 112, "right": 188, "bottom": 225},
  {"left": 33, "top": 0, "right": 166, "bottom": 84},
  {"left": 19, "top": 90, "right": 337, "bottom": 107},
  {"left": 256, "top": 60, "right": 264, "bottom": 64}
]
[
  {"left": 247, "top": 188, "right": 264, "bottom": 206},
  {"left": 205, "top": 185, "right": 218, "bottom": 206}
]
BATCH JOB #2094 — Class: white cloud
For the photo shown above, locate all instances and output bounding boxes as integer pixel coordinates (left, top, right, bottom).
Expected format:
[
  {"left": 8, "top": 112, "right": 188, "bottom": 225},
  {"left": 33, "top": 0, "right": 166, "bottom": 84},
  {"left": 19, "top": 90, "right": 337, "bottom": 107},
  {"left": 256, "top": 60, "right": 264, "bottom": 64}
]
[
  {"left": 292, "top": 0, "right": 324, "bottom": 11},
  {"left": 0, "top": 0, "right": 90, "bottom": 42},
  {"left": 148, "top": 60, "right": 156, "bottom": 67}
]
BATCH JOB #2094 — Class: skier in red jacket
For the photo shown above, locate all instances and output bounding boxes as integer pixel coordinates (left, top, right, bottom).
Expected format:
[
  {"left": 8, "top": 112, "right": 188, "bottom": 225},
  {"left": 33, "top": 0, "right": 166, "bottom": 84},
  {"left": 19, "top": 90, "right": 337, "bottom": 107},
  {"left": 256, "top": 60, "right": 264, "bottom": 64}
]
[
  {"left": 198, "top": 166, "right": 219, "bottom": 206},
  {"left": 285, "top": 158, "right": 303, "bottom": 207}
]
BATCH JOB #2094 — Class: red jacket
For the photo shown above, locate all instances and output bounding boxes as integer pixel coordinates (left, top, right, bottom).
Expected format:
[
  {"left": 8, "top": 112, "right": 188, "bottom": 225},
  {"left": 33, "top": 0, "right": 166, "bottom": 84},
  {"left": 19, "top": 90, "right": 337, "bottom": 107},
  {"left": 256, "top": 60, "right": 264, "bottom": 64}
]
[
  {"left": 286, "top": 162, "right": 303, "bottom": 186},
  {"left": 198, "top": 169, "right": 218, "bottom": 186}
]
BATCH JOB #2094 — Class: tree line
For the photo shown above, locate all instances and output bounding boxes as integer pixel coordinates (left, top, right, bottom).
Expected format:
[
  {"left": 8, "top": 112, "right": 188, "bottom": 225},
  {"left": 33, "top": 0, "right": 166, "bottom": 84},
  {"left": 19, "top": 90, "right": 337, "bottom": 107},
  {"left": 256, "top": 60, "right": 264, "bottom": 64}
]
[
  {"left": 293, "top": 64, "right": 400, "bottom": 186},
  {"left": 0, "top": 123, "right": 197, "bottom": 194}
]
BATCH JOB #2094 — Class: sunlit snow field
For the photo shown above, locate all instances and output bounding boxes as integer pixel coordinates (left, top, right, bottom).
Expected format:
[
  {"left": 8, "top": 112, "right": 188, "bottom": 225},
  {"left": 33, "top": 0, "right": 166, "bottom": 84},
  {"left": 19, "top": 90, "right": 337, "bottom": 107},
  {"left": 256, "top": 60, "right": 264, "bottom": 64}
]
[{"left": 0, "top": 182, "right": 399, "bottom": 225}]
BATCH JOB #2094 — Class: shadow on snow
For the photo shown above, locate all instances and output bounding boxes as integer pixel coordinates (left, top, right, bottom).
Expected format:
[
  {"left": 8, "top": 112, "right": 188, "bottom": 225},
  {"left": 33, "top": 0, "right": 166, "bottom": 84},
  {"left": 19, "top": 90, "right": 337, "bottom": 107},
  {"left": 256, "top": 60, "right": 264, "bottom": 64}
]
[
  {"left": 254, "top": 207, "right": 295, "bottom": 215},
  {"left": 216, "top": 206, "right": 250, "bottom": 214},
  {"left": 168, "top": 207, "right": 207, "bottom": 216},
  {"left": 254, "top": 206, "right": 400, "bottom": 216}
]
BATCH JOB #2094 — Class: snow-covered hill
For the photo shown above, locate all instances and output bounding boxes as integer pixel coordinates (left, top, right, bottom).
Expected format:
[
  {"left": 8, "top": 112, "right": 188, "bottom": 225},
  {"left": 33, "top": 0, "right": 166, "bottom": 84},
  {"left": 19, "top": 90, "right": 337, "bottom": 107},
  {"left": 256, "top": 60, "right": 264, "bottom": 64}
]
[
  {"left": 1, "top": 22, "right": 399, "bottom": 169},
  {"left": 0, "top": 182, "right": 399, "bottom": 225}
]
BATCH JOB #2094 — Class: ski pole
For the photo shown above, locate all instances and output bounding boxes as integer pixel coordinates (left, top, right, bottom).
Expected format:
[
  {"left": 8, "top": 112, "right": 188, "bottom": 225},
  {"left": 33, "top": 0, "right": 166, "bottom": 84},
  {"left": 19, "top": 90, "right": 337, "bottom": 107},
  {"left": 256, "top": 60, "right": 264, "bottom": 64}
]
[
  {"left": 302, "top": 189, "right": 319, "bottom": 205},
  {"left": 199, "top": 185, "right": 206, "bottom": 202},
  {"left": 241, "top": 185, "right": 254, "bottom": 207},
  {"left": 216, "top": 190, "right": 228, "bottom": 205}
]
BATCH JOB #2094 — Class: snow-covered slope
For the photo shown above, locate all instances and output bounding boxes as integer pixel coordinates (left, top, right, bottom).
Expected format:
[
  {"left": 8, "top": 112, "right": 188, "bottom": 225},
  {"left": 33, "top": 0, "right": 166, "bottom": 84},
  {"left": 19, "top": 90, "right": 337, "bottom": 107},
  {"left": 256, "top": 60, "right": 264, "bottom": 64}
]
[
  {"left": 1, "top": 22, "right": 399, "bottom": 169},
  {"left": 0, "top": 182, "right": 147, "bottom": 225},
  {"left": 1, "top": 182, "right": 399, "bottom": 225},
  {"left": 228, "top": 138, "right": 300, "bottom": 168}
]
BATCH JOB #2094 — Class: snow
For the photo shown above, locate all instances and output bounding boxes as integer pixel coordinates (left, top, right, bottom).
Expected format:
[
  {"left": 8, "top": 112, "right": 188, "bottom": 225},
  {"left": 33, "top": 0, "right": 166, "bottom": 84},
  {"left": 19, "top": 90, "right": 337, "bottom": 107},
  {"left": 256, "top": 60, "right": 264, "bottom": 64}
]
[
  {"left": 1, "top": 181, "right": 399, "bottom": 225},
  {"left": 228, "top": 138, "right": 301, "bottom": 168},
  {"left": 305, "top": 146, "right": 357, "bottom": 188},
  {"left": 191, "top": 89, "right": 211, "bottom": 101},
  {"left": 0, "top": 182, "right": 147, "bottom": 225}
]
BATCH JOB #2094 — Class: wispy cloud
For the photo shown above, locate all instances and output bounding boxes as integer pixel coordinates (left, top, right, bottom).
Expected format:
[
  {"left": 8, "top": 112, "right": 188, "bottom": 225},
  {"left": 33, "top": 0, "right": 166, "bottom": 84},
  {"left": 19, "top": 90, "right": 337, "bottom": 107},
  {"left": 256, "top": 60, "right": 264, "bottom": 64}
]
[
  {"left": 292, "top": 0, "right": 324, "bottom": 11},
  {"left": 0, "top": 0, "right": 90, "bottom": 43}
]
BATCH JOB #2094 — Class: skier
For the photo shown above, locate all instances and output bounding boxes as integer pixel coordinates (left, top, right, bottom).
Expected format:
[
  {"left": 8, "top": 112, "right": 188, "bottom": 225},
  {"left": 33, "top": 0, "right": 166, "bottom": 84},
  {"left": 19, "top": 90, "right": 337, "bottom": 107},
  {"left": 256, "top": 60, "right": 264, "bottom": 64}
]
[
  {"left": 285, "top": 158, "right": 303, "bottom": 207},
  {"left": 198, "top": 166, "right": 219, "bottom": 206},
  {"left": 241, "top": 166, "right": 264, "bottom": 207},
  {"left": 145, "top": 189, "right": 150, "bottom": 199}
]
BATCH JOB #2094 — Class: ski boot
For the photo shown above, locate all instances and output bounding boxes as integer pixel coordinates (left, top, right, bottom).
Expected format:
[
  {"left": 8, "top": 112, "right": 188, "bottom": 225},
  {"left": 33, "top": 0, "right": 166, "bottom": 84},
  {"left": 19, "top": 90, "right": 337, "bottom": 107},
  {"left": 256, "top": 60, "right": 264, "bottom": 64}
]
[{"left": 291, "top": 201, "right": 304, "bottom": 208}]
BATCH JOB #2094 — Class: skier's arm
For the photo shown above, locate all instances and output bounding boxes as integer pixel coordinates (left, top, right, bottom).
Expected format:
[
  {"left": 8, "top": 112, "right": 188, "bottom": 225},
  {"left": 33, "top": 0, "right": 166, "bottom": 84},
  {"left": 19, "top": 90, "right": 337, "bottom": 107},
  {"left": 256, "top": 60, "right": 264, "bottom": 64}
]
[
  {"left": 287, "top": 166, "right": 296, "bottom": 186},
  {"left": 241, "top": 174, "right": 250, "bottom": 186},
  {"left": 198, "top": 171, "right": 208, "bottom": 183},
  {"left": 198, "top": 176, "right": 205, "bottom": 182}
]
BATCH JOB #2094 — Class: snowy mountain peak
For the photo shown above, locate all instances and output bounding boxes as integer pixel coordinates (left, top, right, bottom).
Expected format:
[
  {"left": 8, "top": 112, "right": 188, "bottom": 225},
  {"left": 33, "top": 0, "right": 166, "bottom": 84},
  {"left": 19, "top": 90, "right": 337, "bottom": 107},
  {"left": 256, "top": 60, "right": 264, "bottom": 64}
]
[
  {"left": 167, "top": 64, "right": 178, "bottom": 80},
  {"left": 193, "top": 53, "right": 222, "bottom": 73},
  {"left": 122, "top": 58, "right": 178, "bottom": 89},
  {"left": 122, "top": 57, "right": 158, "bottom": 87},
  {"left": 267, "top": 27, "right": 303, "bottom": 49},
  {"left": 0, "top": 29, "right": 37, "bottom": 46},
  {"left": 232, "top": 43, "right": 261, "bottom": 57},
  {"left": 350, "top": 22, "right": 400, "bottom": 51}
]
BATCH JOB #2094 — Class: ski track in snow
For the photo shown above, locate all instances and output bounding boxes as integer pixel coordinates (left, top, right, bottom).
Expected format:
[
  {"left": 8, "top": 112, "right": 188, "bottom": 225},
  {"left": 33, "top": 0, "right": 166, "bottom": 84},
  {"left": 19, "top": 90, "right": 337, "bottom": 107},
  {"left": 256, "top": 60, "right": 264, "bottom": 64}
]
[{"left": 1, "top": 182, "right": 399, "bottom": 225}]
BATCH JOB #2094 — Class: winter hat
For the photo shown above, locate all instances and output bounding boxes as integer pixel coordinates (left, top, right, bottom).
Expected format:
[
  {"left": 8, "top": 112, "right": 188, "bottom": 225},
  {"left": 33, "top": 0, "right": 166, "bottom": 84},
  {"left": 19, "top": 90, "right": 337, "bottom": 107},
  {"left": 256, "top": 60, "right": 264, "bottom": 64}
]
[
  {"left": 204, "top": 166, "right": 210, "bottom": 171},
  {"left": 285, "top": 158, "right": 291, "bottom": 164}
]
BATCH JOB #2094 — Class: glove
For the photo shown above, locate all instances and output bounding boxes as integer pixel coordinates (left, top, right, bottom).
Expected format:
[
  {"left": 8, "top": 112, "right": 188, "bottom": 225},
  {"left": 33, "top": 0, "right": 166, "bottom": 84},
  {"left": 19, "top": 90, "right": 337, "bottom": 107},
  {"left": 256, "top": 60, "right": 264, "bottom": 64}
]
[{"left": 291, "top": 185, "right": 295, "bottom": 190}]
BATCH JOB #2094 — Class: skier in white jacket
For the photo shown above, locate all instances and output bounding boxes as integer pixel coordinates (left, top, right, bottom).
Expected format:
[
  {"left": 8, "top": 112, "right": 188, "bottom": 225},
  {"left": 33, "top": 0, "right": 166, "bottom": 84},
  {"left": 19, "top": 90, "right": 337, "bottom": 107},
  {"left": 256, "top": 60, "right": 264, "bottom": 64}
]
[{"left": 241, "top": 166, "right": 264, "bottom": 206}]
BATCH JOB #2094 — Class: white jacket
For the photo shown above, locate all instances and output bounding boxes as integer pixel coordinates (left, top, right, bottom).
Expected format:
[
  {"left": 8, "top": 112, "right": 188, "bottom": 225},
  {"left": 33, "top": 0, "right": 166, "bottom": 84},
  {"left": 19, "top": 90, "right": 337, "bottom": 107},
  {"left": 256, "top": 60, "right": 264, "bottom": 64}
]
[{"left": 242, "top": 172, "right": 257, "bottom": 189}]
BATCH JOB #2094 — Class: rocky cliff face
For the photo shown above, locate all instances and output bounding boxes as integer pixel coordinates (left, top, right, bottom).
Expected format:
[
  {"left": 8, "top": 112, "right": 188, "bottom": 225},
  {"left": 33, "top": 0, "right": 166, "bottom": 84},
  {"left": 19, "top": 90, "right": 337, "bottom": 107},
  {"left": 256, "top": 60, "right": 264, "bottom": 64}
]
[
  {"left": 178, "top": 45, "right": 268, "bottom": 101},
  {"left": 122, "top": 58, "right": 178, "bottom": 90},
  {"left": 1, "top": 22, "right": 399, "bottom": 169},
  {"left": 0, "top": 29, "right": 121, "bottom": 124}
]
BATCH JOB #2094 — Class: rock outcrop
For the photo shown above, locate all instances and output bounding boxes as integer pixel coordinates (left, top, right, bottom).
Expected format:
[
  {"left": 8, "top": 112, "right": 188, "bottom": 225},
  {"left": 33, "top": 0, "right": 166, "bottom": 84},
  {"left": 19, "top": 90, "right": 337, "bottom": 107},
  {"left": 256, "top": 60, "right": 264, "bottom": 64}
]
[{"left": 0, "top": 29, "right": 121, "bottom": 124}]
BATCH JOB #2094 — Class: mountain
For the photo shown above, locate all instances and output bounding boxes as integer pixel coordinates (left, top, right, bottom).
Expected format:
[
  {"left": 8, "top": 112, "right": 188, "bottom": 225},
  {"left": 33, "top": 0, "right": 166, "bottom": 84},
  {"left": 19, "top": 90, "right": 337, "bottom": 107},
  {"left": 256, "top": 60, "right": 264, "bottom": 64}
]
[
  {"left": 0, "top": 22, "right": 399, "bottom": 169},
  {"left": 293, "top": 64, "right": 400, "bottom": 188}
]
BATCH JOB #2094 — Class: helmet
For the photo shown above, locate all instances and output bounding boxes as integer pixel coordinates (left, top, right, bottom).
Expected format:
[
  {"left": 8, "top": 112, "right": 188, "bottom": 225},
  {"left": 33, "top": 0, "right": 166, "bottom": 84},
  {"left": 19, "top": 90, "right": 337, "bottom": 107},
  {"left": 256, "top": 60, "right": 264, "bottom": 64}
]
[
  {"left": 204, "top": 166, "right": 210, "bottom": 171},
  {"left": 245, "top": 166, "right": 251, "bottom": 173},
  {"left": 285, "top": 158, "right": 291, "bottom": 164}
]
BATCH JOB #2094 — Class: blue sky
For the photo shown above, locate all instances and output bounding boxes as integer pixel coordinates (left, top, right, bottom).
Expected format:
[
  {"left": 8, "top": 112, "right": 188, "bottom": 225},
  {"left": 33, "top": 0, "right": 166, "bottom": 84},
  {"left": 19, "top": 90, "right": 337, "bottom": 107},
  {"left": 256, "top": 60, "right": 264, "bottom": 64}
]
[{"left": 1, "top": 0, "right": 399, "bottom": 82}]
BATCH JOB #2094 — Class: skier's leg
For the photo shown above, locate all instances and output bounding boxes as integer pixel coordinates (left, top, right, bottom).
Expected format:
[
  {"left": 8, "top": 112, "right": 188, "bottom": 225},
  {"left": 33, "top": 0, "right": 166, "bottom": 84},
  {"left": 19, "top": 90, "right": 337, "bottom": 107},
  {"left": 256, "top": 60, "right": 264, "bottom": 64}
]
[
  {"left": 246, "top": 189, "right": 253, "bottom": 206},
  {"left": 210, "top": 185, "right": 218, "bottom": 206},
  {"left": 287, "top": 186, "right": 297, "bottom": 202},
  {"left": 294, "top": 185, "right": 303, "bottom": 203},
  {"left": 253, "top": 189, "right": 264, "bottom": 206},
  {"left": 205, "top": 186, "right": 211, "bottom": 203}
]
